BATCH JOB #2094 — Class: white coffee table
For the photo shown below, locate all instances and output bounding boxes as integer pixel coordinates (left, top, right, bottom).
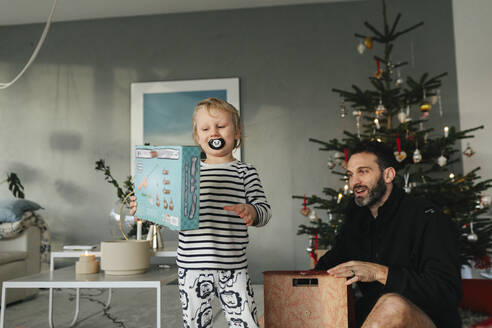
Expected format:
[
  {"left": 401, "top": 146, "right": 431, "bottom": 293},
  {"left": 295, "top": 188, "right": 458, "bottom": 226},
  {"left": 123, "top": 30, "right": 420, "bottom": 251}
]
[
  {"left": 46, "top": 241, "right": 178, "bottom": 327},
  {"left": 0, "top": 265, "right": 177, "bottom": 328},
  {"left": 50, "top": 241, "right": 178, "bottom": 271}
]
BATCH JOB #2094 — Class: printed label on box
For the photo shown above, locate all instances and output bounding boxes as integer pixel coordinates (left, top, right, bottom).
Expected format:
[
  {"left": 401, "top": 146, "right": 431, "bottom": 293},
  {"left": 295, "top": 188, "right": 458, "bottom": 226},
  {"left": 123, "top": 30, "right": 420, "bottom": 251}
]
[{"left": 134, "top": 145, "right": 200, "bottom": 231}]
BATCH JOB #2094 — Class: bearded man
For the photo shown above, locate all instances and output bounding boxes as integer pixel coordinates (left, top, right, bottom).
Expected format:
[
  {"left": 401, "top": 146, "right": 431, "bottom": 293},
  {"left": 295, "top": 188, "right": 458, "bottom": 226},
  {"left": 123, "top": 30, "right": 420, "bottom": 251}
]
[{"left": 315, "top": 141, "right": 462, "bottom": 328}]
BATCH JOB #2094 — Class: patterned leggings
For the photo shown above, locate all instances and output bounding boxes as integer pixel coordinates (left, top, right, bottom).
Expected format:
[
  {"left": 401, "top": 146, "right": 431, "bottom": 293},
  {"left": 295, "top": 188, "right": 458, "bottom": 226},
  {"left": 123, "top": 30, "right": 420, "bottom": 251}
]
[{"left": 178, "top": 268, "right": 259, "bottom": 328}]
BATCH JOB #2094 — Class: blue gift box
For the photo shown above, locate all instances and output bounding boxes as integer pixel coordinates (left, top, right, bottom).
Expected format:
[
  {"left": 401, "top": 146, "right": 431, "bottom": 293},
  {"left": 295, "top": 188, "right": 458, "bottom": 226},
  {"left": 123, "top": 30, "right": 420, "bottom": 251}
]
[{"left": 134, "top": 146, "right": 200, "bottom": 231}]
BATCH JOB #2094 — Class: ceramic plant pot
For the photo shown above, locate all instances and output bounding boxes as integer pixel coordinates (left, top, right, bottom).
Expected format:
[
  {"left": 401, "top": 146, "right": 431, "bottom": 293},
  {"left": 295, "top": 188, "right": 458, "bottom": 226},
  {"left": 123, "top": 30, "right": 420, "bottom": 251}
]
[{"left": 101, "top": 240, "right": 151, "bottom": 275}]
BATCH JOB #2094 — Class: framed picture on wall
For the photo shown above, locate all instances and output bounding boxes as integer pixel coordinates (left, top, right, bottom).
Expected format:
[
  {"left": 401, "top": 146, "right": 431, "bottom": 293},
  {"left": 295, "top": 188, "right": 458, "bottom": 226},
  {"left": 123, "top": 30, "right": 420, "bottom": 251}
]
[{"left": 130, "top": 78, "right": 240, "bottom": 172}]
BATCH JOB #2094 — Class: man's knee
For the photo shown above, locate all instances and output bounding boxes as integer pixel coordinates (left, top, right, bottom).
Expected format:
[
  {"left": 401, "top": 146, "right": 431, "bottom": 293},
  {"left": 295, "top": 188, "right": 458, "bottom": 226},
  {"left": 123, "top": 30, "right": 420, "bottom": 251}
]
[
  {"left": 376, "top": 293, "right": 411, "bottom": 313},
  {"left": 362, "top": 293, "right": 411, "bottom": 328},
  {"left": 362, "top": 293, "right": 435, "bottom": 328}
]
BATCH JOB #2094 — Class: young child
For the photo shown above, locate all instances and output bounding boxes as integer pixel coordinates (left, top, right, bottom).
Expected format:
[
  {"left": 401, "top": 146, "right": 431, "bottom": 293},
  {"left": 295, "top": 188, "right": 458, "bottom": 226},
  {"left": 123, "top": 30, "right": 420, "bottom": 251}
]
[{"left": 132, "top": 97, "right": 271, "bottom": 327}]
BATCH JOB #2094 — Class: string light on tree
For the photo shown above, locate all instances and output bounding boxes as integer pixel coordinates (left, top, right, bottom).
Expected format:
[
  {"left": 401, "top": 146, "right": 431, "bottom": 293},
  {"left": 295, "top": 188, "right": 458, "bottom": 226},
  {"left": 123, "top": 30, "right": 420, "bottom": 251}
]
[
  {"left": 337, "top": 193, "right": 343, "bottom": 204},
  {"left": 397, "top": 108, "right": 407, "bottom": 123},
  {"left": 374, "top": 118, "right": 381, "bottom": 130},
  {"left": 339, "top": 98, "right": 347, "bottom": 118}
]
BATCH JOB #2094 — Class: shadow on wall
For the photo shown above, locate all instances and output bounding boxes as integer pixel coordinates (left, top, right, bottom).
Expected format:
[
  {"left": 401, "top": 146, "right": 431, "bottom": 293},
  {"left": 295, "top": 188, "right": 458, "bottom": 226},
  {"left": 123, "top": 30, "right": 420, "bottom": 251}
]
[
  {"left": 54, "top": 179, "right": 87, "bottom": 205},
  {"left": 5, "top": 162, "right": 39, "bottom": 185},
  {"left": 49, "top": 131, "right": 82, "bottom": 151}
]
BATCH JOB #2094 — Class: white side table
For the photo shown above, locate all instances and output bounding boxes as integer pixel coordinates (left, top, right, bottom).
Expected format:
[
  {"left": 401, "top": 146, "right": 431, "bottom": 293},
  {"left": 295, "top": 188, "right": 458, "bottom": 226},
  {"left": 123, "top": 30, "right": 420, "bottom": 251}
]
[{"left": 47, "top": 241, "right": 178, "bottom": 327}]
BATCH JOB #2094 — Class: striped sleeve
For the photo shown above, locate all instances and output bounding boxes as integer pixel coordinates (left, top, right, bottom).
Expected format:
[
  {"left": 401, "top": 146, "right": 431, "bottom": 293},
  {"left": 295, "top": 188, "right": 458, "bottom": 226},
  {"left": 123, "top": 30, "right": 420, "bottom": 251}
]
[{"left": 243, "top": 165, "right": 272, "bottom": 227}]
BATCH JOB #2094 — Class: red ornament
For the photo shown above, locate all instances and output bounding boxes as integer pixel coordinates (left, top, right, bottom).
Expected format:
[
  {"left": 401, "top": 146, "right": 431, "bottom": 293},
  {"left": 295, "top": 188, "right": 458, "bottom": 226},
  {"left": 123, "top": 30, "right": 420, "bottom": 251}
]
[
  {"left": 374, "top": 59, "right": 383, "bottom": 79},
  {"left": 309, "top": 233, "right": 319, "bottom": 265},
  {"left": 474, "top": 254, "right": 491, "bottom": 270},
  {"left": 300, "top": 194, "right": 310, "bottom": 216}
]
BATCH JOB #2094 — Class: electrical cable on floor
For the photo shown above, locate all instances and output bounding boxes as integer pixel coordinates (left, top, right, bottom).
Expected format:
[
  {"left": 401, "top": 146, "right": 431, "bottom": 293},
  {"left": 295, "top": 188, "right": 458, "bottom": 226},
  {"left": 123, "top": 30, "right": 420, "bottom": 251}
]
[{"left": 0, "top": 0, "right": 57, "bottom": 90}]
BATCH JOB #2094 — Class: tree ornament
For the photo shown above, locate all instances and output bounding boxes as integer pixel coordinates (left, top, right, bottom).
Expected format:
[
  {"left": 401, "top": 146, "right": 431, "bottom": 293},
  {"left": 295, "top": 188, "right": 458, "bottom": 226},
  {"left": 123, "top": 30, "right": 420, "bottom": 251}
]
[
  {"left": 339, "top": 99, "right": 347, "bottom": 118},
  {"left": 374, "top": 59, "right": 383, "bottom": 79},
  {"left": 327, "top": 159, "right": 336, "bottom": 169},
  {"left": 480, "top": 194, "right": 492, "bottom": 208},
  {"left": 333, "top": 151, "right": 345, "bottom": 168},
  {"left": 437, "top": 155, "right": 447, "bottom": 167},
  {"left": 467, "top": 221, "right": 478, "bottom": 242},
  {"left": 419, "top": 90, "right": 432, "bottom": 112},
  {"left": 375, "top": 98, "right": 386, "bottom": 116},
  {"left": 474, "top": 254, "right": 491, "bottom": 270},
  {"left": 463, "top": 143, "right": 475, "bottom": 157},
  {"left": 327, "top": 212, "right": 333, "bottom": 222},
  {"left": 394, "top": 151, "right": 407, "bottom": 162},
  {"left": 394, "top": 137, "right": 407, "bottom": 162},
  {"left": 397, "top": 108, "right": 407, "bottom": 124},
  {"left": 353, "top": 110, "right": 362, "bottom": 138},
  {"left": 395, "top": 68, "right": 403, "bottom": 86},
  {"left": 413, "top": 148, "right": 422, "bottom": 163},
  {"left": 364, "top": 36, "right": 373, "bottom": 49},
  {"left": 340, "top": 148, "right": 349, "bottom": 169},
  {"left": 357, "top": 41, "right": 365, "bottom": 54},
  {"left": 430, "top": 93, "right": 439, "bottom": 105},
  {"left": 403, "top": 173, "right": 411, "bottom": 193},
  {"left": 443, "top": 126, "right": 449, "bottom": 138},
  {"left": 437, "top": 89, "right": 444, "bottom": 117},
  {"left": 308, "top": 210, "right": 318, "bottom": 222},
  {"left": 300, "top": 194, "right": 310, "bottom": 216}
]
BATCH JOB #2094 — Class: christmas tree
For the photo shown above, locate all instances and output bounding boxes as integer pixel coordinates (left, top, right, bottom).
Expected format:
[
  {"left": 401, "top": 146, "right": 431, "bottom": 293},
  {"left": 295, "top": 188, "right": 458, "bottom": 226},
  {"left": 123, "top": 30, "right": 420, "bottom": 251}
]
[{"left": 296, "top": 0, "right": 492, "bottom": 269}]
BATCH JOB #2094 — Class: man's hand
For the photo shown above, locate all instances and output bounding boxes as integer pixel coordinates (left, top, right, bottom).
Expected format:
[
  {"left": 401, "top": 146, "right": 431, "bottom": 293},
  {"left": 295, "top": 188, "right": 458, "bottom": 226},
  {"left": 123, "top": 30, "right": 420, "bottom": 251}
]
[
  {"left": 129, "top": 195, "right": 138, "bottom": 217},
  {"left": 327, "top": 260, "right": 388, "bottom": 286},
  {"left": 223, "top": 204, "right": 257, "bottom": 226}
]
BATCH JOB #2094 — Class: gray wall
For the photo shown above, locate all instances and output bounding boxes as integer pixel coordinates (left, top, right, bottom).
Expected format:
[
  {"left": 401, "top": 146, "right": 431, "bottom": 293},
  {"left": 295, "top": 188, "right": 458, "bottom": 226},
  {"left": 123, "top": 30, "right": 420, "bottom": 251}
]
[
  {"left": 453, "top": 0, "right": 492, "bottom": 181},
  {"left": 0, "top": 0, "right": 459, "bottom": 282}
]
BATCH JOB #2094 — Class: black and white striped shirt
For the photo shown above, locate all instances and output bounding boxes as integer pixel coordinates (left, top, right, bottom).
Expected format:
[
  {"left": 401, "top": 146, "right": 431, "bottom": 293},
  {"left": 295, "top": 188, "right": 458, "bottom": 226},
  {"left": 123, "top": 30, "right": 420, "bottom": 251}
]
[{"left": 177, "top": 160, "right": 271, "bottom": 270}]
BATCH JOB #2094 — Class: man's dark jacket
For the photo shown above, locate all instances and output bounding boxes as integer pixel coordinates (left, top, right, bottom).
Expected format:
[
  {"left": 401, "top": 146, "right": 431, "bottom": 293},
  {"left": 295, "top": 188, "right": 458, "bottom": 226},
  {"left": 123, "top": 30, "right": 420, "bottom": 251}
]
[{"left": 315, "top": 186, "right": 462, "bottom": 327}]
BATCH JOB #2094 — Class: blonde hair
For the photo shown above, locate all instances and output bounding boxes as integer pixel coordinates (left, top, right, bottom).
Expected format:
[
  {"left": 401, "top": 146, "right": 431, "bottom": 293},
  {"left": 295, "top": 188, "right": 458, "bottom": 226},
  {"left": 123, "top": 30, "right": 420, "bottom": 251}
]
[{"left": 192, "top": 97, "right": 242, "bottom": 149}]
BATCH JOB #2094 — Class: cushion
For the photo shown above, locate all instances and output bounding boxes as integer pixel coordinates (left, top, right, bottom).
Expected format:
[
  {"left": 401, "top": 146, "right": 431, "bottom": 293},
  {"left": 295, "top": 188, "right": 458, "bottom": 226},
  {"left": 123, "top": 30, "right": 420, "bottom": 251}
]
[
  {"left": 0, "top": 251, "right": 27, "bottom": 265},
  {"left": 0, "top": 199, "right": 42, "bottom": 222}
]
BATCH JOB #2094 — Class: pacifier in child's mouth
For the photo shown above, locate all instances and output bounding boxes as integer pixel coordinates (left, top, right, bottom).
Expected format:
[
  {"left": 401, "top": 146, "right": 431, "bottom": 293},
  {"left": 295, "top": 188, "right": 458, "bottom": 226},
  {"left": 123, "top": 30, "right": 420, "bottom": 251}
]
[{"left": 208, "top": 138, "right": 225, "bottom": 150}]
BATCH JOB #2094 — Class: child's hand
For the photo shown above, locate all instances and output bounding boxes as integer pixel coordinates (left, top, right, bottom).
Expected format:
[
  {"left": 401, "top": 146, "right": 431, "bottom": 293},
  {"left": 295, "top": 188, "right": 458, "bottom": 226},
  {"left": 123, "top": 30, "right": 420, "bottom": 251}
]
[
  {"left": 223, "top": 204, "right": 257, "bottom": 226},
  {"left": 129, "top": 195, "right": 138, "bottom": 217}
]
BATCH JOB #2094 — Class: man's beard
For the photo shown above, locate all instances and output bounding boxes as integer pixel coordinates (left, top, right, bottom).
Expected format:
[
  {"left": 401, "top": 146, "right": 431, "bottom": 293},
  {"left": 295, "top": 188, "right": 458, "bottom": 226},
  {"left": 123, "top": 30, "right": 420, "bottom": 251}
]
[{"left": 354, "top": 175, "right": 387, "bottom": 207}]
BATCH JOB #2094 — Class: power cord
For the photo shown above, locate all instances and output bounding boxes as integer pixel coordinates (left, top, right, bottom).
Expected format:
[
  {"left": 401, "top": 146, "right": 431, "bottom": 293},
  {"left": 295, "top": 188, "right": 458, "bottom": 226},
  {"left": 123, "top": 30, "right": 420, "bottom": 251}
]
[{"left": 0, "top": 0, "right": 57, "bottom": 90}]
